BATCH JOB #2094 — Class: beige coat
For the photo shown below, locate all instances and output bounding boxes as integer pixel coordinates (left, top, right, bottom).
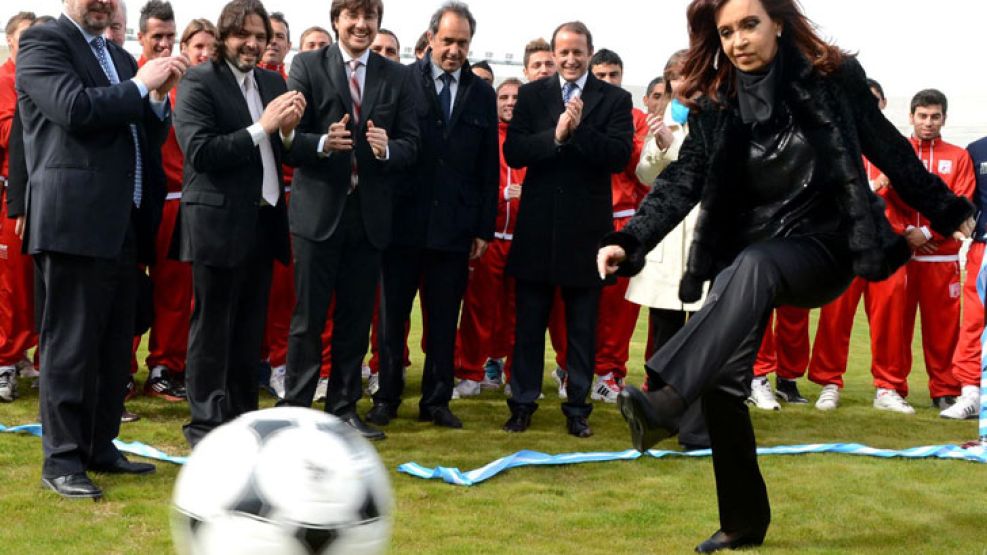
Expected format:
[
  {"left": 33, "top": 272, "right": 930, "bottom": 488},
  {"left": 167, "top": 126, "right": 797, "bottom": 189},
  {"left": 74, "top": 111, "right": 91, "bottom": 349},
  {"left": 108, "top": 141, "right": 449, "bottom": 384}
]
[{"left": 625, "top": 103, "right": 707, "bottom": 311}]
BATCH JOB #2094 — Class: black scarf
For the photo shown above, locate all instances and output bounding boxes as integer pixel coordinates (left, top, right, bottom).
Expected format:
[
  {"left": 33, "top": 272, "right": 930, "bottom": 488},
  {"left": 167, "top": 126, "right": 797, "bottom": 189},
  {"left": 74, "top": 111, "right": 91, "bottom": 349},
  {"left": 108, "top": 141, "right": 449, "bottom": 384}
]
[{"left": 735, "top": 49, "right": 783, "bottom": 124}]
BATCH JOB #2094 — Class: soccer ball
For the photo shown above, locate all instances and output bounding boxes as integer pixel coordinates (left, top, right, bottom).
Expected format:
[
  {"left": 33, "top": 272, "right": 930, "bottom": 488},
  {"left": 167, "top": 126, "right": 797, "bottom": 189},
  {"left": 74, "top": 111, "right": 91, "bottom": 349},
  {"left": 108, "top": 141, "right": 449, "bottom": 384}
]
[{"left": 171, "top": 407, "right": 393, "bottom": 555}]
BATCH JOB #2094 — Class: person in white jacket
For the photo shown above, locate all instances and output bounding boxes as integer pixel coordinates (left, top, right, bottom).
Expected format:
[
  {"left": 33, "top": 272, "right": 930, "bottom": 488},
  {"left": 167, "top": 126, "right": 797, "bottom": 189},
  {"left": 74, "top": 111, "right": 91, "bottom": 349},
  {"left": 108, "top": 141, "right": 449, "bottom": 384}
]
[{"left": 625, "top": 50, "right": 709, "bottom": 450}]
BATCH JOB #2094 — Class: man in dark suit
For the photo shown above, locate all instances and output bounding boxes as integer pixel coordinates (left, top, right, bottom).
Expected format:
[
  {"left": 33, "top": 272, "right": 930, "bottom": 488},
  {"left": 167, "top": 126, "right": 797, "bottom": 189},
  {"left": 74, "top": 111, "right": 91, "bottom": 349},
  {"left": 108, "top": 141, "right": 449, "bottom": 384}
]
[
  {"left": 173, "top": 0, "right": 304, "bottom": 448},
  {"left": 502, "top": 21, "right": 633, "bottom": 437},
  {"left": 279, "top": 0, "right": 418, "bottom": 440},
  {"left": 367, "top": 1, "right": 497, "bottom": 430},
  {"left": 16, "top": 0, "right": 187, "bottom": 498}
]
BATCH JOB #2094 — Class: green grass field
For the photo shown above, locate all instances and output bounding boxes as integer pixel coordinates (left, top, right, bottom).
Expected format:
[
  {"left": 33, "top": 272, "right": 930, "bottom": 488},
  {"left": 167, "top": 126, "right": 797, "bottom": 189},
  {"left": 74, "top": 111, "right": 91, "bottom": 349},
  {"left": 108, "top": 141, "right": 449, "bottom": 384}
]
[{"left": 1, "top": 304, "right": 985, "bottom": 554}]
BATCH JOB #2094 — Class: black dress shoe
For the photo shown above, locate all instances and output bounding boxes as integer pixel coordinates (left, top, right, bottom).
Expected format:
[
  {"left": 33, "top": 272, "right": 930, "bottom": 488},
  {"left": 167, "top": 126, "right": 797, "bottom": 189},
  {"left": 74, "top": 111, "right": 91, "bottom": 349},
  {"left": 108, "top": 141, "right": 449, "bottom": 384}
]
[
  {"left": 89, "top": 457, "right": 156, "bottom": 475},
  {"left": 694, "top": 529, "right": 766, "bottom": 553},
  {"left": 366, "top": 403, "right": 397, "bottom": 426},
  {"left": 566, "top": 416, "right": 593, "bottom": 438},
  {"left": 502, "top": 410, "right": 532, "bottom": 433},
  {"left": 41, "top": 473, "right": 103, "bottom": 499},
  {"left": 340, "top": 413, "right": 385, "bottom": 441},
  {"left": 419, "top": 406, "right": 463, "bottom": 429},
  {"left": 618, "top": 385, "right": 684, "bottom": 452}
]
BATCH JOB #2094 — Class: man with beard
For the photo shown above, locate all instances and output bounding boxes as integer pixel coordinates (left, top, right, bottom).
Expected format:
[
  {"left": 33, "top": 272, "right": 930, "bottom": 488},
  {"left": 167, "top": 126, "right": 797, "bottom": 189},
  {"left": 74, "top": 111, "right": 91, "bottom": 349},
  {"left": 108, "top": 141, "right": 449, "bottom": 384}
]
[
  {"left": 17, "top": 0, "right": 186, "bottom": 497},
  {"left": 173, "top": 0, "right": 305, "bottom": 447}
]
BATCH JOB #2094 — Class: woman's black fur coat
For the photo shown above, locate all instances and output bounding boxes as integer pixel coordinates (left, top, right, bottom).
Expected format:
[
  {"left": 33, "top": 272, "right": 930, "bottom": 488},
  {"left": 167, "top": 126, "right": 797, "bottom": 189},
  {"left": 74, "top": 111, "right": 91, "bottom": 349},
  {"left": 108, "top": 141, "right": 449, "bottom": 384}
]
[{"left": 605, "top": 41, "right": 974, "bottom": 303}]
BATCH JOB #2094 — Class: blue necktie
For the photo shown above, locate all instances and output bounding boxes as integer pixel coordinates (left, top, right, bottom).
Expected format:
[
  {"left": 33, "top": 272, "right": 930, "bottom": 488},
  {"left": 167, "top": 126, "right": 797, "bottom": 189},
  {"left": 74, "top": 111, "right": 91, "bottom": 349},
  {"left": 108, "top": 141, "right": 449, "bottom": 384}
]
[
  {"left": 438, "top": 72, "right": 453, "bottom": 124},
  {"left": 91, "top": 36, "right": 142, "bottom": 208},
  {"left": 562, "top": 81, "right": 578, "bottom": 105}
]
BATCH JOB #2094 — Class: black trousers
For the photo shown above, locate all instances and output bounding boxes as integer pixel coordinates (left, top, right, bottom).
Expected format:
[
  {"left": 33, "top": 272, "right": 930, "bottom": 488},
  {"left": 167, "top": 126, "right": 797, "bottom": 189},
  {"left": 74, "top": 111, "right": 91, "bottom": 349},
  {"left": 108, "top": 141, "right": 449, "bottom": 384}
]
[
  {"left": 508, "top": 279, "right": 600, "bottom": 419},
  {"left": 282, "top": 192, "right": 380, "bottom": 416},
  {"left": 648, "top": 235, "right": 852, "bottom": 534},
  {"left": 36, "top": 221, "right": 137, "bottom": 478},
  {"left": 183, "top": 207, "right": 277, "bottom": 447},
  {"left": 375, "top": 246, "right": 469, "bottom": 412},
  {"left": 648, "top": 308, "right": 709, "bottom": 449}
]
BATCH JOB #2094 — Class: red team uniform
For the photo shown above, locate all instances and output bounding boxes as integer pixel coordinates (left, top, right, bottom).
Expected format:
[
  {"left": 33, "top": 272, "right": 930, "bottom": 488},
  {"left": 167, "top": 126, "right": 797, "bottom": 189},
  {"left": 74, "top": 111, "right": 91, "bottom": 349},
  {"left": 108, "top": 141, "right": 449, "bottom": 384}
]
[
  {"left": 455, "top": 119, "right": 525, "bottom": 383},
  {"left": 0, "top": 56, "right": 37, "bottom": 377},
  {"left": 753, "top": 306, "right": 810, "bottom": 380},
  {"left": 808, "top": 159, "right": 912, "bottom": 393},
  {"left": 900, "top": 135, "right": 974, "bottom": 399}
]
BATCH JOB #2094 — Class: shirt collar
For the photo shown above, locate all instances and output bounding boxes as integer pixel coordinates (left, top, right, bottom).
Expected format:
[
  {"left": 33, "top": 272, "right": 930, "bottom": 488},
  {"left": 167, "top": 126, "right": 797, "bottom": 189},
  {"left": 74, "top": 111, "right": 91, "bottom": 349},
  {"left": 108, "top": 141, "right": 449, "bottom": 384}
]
[
  {"left": 63, "top": 11, "right": 100, "bottom": 45},
  {"left": 338, "top": 44, "right": 371, "bottom": 67},
  {"left": 430, "top": 60, "right": 462, "bottom": 84},
  {"left": 558, "top": 71, "right": 588, "bottom": 93}
]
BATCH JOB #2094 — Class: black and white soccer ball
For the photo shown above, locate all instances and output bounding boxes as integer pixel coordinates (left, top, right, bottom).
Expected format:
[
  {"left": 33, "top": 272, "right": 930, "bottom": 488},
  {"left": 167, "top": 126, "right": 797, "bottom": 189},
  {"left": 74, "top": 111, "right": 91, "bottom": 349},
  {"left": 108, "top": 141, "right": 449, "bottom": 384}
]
[{"left": 171, "top": 407, "right": 393, "bottom": 555}]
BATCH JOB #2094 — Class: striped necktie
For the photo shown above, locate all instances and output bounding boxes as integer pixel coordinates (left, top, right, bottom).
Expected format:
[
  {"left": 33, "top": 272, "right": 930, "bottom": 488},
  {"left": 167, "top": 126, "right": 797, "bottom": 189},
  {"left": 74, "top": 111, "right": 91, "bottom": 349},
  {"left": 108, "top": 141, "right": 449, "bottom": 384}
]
[
  {"left": 348, "top": 59, "right": 362, "bottom": 192},
  {"left": 91, "top": 36, "right": 142, "bottom": 208}
]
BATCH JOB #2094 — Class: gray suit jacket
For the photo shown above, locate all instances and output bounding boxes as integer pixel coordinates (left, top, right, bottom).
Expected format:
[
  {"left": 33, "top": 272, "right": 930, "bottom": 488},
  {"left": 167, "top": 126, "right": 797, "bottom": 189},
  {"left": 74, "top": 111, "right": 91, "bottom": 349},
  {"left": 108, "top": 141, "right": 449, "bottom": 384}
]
[{"left": 285, "top": 44, "right": 419, "bottom": 248}]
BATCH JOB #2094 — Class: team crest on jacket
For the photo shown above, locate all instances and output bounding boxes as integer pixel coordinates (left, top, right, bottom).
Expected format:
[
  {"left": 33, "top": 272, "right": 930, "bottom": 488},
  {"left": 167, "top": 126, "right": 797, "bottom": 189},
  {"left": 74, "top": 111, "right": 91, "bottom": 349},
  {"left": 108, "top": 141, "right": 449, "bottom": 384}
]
[
  {"left": 938, "top": 160, "right": 953, "bottom": 175},
  {"left": 979, "top": 162, "right": 987, "bottom": 175}
]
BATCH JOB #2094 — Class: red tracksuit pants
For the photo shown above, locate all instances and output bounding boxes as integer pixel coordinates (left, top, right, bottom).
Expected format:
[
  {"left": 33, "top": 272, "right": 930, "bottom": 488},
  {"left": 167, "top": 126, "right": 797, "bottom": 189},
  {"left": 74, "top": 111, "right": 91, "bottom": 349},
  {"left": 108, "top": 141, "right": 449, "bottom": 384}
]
[
  {"left": 903, "top": 258, "right": 962, "bottom": 398},
  {"left": 455, "top": 238, "right": 515, "bottom": 382},
  {"left": 144, "top": 198, "right": 192, "bottom": 373},
  {"left": 808, "top": 269, "right": 908, "bottom": 392},
  {"left": 0, "top": 194, "right": 37, "bottom": 366},
  {"left": 753, "top": 306, "right": 810, "bottom": 379},
  {"left": 592, "top": 216, "right": 640, "bottom": 379},
  {"left": 949, "top": 242, "right": 985, "bottom": 386}
]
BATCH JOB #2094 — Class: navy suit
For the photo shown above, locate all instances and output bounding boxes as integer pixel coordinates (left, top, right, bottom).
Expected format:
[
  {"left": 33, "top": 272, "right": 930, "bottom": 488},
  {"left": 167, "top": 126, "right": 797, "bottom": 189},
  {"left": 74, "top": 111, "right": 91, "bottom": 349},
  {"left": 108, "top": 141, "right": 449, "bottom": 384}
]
[
  {"left": 16, "top": 15, "right": 169, "bottom": 478},
  {"left": 374, "top": 55, "right": 498, "bottom": 415}
]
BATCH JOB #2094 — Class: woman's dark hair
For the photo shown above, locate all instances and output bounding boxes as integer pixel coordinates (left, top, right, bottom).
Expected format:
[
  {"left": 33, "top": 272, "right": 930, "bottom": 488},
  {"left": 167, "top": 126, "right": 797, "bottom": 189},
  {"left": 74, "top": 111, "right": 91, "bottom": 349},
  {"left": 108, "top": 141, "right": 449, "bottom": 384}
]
[{"left": 679, "top": 0, "right": 846, "bottom": 107}]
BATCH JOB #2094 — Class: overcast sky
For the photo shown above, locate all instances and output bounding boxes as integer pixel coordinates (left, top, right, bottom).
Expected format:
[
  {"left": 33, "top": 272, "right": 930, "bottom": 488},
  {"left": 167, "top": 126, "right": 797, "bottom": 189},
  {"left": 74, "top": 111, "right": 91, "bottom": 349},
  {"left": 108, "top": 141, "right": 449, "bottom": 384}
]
[{"left": 13, "top": 0, "right": 987, "bottom": 142}]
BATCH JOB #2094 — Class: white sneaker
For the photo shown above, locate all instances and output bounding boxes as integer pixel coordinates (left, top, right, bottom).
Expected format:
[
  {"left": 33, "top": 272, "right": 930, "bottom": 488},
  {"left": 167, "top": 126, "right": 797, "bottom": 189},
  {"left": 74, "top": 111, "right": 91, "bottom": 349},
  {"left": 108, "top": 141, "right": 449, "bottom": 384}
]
[
  {"left": 747, "top": 377, "right": 780, "bottom": 410},
  {"left": 451, "top": 379, "right": 482, "bottom": 400},
  {"left": 552, "top": 366, "right": 568, "bottom": 400},
  {"left": 361, "top": 364, "right": 372, "bottom": 380},
  {"left": 366, "top": 372, "right": 379, "bottom": 396},
  {"left": 590, "top": 372, "right": 623, "bottom": 403},
  {"left": 15, "top": 358, "right": 38, "bottom": 379},
  {"left": 268, "top": 365, "right": 286, "bottom": 400},
  {"left": 873, "top": 388, "right": 915, "bottom": 414},
  {"left": 314, "top": 377, "right": 328, "bottom": 403},
  {"left": 0, "top": 367, "right": 17, "bottom": 402},
  {"left": 939, "top": 386, "right": 980, "bottom": 420},
  {"left": 815, "top": 384, "right": 840, "bottom": 411}
]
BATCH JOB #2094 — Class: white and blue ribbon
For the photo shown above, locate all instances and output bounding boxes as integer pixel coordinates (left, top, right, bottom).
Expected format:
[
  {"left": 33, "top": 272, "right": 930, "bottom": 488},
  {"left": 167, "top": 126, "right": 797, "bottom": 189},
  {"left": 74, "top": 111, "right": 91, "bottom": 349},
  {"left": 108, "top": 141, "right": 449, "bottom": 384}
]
[
  {"left": 397, "top": 443, "right": 987, "bottom": 486},
  {"left": 0, "top": 423, "right": 188, "bottom": 465}
]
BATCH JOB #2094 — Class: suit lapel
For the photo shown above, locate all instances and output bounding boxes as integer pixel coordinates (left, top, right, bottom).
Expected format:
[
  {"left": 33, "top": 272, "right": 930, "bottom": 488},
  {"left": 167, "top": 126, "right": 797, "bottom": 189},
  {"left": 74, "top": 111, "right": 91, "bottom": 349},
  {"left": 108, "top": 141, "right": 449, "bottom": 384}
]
[
  {"left": 447, "top": 69, "right": 471, "bottom": 130},
  {"left": 538, "top": 77, "right": 565, "bottom": 124},
  {"left": 216, "top": 61, "right": 254, "bottom": 128},
  {"left": 578, "top": 73, "right": 605, "bottom": 122},
  {"left": 359, "top": 53, "right": 383, "bottom": 128},
  {"left": 325, "top": 45, "right": 354, "bottom": 121},
  {"left": 58, "top": 16, "right": 110, "bottom": 88},
  {"left": 107, "top": 43, "right": 134, "bottom": 81}
]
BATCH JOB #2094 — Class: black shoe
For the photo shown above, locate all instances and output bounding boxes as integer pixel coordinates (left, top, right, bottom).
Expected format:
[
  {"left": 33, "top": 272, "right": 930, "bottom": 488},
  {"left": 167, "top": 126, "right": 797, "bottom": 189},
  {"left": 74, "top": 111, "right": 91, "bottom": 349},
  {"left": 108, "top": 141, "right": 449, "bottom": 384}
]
[
  {"left": 340, "top": 413, "right": 385, "bottom": 441},
  {"left": 694, "top": 529, "right": 766, "bottom": 553},
  {"left": 144, "top": 369, "right": 187, "bottom": 402},
  {"left": 680, "top": 443, "right": 709, "bottom": 452},
  {"left": 932, "top": 396, "right": 957, "bottom": 410},
  {"left": 419, "top": 406, "right": 463, "bottom": 429},
  {"left": 41, "top": 473, "right": 103, "bottom": 499},
  {"left": 120, "top": 409, "right": 140, "bottom": 423},
  {"left": 566, "top": 416, "right": 592, "bottom": 438},
  {"left": 618, "top": 385, "right": 683, "bottom": 452},
  {"left": 502, "top": 410, "right": 532, "bottom": 433},
  {"left": 774, "top": 378, "right": 808, "bottom": 404},
  {"left": 366, "top": 403, "right": 397, "bottom": 426},
  {"left": 89, "top": 457, "right": 156, "bottom": 475}
]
